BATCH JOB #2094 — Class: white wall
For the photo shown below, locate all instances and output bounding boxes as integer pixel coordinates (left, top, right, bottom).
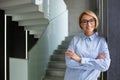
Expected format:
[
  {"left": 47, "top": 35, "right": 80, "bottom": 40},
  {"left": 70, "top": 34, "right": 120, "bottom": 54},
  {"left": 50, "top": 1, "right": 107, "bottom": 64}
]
[{"left": 28, "top": 0, "right": 68, "bottom": 80}]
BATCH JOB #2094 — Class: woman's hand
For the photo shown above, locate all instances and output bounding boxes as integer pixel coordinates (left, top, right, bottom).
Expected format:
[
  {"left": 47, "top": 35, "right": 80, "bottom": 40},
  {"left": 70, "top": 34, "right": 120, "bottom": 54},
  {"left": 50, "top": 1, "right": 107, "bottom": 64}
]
[
  {"left": 65, "top": 50, "right": 82, "bottom": 62},
  {"left": 96, "top": 52, "right": 106, "bottom": 59}
]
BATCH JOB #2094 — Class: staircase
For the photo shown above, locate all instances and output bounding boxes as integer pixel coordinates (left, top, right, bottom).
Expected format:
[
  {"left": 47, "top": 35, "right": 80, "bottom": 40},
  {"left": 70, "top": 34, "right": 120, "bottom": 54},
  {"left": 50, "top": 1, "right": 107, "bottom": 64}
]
[
  {"left": 43, "top": 36, "right": 73, "bottom": 80},
  {"left": 0, "top": 0, "right": 49, "bottom": 38}
]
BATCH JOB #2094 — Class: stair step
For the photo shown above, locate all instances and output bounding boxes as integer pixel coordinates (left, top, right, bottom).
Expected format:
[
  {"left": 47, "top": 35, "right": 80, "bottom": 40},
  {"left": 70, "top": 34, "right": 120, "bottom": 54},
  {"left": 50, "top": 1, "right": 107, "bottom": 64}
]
[
  {"left": 61, "top": 40, "right": 70, "bottom": 45},
  {"left": 24, "top": 25, "right": 47, "bottom": 31},
  {"left": 54, "top": 49, "right": 66, "bottom": 54},
  {"left": 19, "top": 18, "right": 49, "bottom": 26},
  {"left": 12, "top": 12, "right": 44, "bottom": 21},
  {"left": 48, "top": 61, "right": 66, "bottom": 69},
  {"left": 53, "top": 51, "right": 65, "bottom": 55},
  {"left": 33, "top": 34, "right": 42, "bottom": 38},
  {"left": 46, "top": 68, "right": 65, "bottom": 77},
  {"left": 29, "top": 30, "right": 43, "bottom": 38},
  {"left": 50, "top": 54, "right": 65, "bottom": 61},
  {"left": 58, "top": 44, "right": 69, "bottom": 49},
  {"left": 43, "top": 76, "right": 64, "bottom": 80},
  {"left": 5, "top": 4, "right": 39, "bottom": 14},
  {"left": 29, "top": 30, "right": 43, "bottom": 35},
  {"left": 0, "top": 0, "right": 34, "bottom": 9},
  {"left": 64, "top": 36, "right": 74, "bottom": 42}
]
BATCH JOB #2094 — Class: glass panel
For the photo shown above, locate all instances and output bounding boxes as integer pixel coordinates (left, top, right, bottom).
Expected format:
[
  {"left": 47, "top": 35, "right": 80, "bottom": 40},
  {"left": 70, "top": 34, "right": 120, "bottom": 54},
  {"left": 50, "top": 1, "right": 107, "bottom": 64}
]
[{"left": 10, "top": 58, "right": 28, "bottom": 80}]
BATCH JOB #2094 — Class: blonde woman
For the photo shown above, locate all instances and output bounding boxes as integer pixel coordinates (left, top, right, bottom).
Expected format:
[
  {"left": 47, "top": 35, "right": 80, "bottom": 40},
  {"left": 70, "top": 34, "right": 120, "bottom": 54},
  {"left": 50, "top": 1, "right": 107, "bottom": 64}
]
[{"left": 64, "top": 10, "right": 111, "bottom": 80}]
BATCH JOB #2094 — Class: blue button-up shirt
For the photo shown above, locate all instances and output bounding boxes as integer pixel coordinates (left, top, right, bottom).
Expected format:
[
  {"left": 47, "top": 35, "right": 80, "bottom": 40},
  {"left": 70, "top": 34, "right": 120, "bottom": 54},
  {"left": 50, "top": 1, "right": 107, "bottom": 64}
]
[{"left": 64, "top": 33, "right": 111, "bottom": 80}]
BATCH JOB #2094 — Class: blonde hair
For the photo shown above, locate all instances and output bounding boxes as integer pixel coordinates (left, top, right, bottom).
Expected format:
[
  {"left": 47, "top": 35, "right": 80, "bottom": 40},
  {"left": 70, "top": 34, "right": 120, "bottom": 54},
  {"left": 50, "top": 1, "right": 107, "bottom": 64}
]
[{"left": 79, "top": 10, "right": 99, "bottom": 32}]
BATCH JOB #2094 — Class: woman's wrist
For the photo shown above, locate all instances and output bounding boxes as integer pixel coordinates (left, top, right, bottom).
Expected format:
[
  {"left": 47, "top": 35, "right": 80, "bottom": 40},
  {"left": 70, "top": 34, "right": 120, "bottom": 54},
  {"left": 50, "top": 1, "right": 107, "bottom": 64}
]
[
  {"left": 77, "top": 57, "right": 82, "bottom": 62},
  {"left": 79, "top": 57, "right": 82, "bottom": 62}
]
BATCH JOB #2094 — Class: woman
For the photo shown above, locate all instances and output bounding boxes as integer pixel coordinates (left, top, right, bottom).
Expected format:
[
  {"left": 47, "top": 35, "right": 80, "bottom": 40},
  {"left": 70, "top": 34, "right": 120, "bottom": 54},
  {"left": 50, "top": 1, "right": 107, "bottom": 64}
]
[{"left": 64, "top": 10, "right": 111, "bottom": 80}]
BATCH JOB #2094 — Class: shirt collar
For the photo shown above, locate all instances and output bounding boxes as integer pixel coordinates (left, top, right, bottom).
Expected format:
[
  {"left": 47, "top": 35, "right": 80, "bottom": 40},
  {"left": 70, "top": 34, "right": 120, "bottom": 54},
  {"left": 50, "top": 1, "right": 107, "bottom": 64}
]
[{"left": 82, "top": 32, "right": 97, "bottom": 41}]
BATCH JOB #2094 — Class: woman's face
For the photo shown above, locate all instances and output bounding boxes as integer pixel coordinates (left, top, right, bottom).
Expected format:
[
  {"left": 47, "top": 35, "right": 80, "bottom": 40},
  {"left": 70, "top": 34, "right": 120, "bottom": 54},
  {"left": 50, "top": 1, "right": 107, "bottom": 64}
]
[{"left": 80, "top": 14, "right": 95, "bottom": 34}]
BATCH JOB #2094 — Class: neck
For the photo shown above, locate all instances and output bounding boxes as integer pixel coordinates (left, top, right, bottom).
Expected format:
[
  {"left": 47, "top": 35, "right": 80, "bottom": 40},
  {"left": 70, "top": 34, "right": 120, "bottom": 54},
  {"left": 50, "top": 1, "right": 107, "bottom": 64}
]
[{"left": 85, "top": 32, "right": 94, "bottom": 36}]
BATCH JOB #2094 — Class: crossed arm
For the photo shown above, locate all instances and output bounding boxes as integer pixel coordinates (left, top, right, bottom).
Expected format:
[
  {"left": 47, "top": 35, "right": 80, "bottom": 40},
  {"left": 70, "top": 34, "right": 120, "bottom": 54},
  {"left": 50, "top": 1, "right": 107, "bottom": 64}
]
[
  {"left": 65, "top": 50, "right": 106, "bottom": 62},
  {"left": 65, "top": 50, "right": 110, "bottom": 71}
]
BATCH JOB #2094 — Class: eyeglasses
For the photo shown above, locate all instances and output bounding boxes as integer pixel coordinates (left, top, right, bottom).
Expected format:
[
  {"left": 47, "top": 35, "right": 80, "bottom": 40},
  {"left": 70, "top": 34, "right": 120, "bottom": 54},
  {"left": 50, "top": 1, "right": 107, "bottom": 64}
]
[{"left": 80, "top": 18, "right": 95, "bottom": 24}]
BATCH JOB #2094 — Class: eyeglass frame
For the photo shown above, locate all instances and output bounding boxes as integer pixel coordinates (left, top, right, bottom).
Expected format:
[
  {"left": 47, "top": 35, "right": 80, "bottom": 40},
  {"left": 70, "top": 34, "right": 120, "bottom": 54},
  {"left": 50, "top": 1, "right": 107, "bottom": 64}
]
[{"left": 80, "top": 18, "right": 96, "bottom": 24}]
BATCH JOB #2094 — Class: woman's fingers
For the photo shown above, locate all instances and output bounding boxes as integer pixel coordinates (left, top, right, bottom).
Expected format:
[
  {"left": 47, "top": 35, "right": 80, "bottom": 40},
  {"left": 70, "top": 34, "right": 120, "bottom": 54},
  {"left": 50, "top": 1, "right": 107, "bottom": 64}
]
[{"left": 65, "top": 50, "right": 74, "bottom": 57}]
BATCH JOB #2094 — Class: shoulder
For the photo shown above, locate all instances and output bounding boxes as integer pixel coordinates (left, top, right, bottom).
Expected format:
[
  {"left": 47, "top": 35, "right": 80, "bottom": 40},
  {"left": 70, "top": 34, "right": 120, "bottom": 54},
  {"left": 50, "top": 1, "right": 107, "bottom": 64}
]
[
  {"left": 96, "top": 35, "right": 107, "bottom": 43},
  {"left": 72, "top": 33, "right": 83, "bottom": 40},
  {"left": 69, "top": 33, "right": 83, "bottom": 44}
]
